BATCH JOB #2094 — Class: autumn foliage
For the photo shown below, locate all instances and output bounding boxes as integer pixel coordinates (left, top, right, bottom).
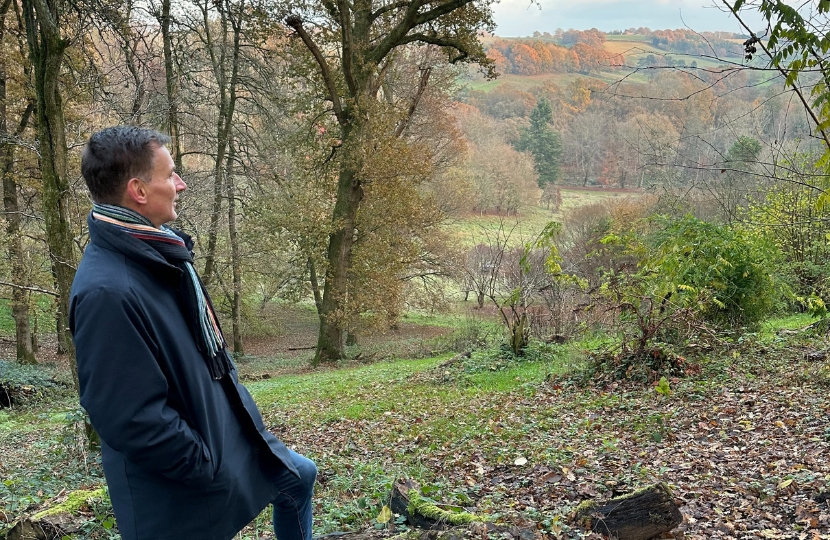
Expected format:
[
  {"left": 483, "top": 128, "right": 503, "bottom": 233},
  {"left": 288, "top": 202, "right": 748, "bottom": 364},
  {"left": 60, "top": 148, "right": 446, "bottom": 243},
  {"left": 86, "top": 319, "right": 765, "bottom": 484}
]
[{"left": 486, "top": 37, "right": 623, "bottom": 76}]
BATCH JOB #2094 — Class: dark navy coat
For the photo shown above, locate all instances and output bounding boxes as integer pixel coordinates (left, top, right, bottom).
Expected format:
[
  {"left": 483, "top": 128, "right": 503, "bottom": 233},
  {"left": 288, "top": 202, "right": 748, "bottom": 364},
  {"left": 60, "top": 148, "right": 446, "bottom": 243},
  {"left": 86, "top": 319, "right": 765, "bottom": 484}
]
[{"left": 70, "top": 216, "right": 297, "bottom": 540}]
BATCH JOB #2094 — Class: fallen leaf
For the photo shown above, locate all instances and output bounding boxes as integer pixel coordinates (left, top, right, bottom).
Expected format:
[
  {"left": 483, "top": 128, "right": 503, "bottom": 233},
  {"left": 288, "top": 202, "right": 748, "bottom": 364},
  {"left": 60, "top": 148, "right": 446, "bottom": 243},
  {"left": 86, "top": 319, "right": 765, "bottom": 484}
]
[{"left": 376, "top": 505, "right": 392, "bottom": 524}]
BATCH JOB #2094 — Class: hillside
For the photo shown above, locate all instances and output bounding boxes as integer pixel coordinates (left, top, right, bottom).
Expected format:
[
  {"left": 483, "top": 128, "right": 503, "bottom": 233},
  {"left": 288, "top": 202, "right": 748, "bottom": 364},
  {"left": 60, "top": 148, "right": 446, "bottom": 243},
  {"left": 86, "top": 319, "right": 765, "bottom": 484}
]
[{"left": 467, "top": 30, "right": 746, "bottom": 92}]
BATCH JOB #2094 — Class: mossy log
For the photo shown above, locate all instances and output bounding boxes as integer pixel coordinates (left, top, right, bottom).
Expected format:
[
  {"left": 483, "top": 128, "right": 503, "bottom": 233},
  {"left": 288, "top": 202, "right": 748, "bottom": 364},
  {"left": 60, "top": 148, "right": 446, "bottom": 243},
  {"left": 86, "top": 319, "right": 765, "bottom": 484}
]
[
  {"left": 389, "top": 479, "right": 485, "bottom": 530},
  {"left": 572, "top": 482, "right": 682, "bottom": 540},
  {"left": 3, "top": 487, "right": 106, "bottom": 540}
]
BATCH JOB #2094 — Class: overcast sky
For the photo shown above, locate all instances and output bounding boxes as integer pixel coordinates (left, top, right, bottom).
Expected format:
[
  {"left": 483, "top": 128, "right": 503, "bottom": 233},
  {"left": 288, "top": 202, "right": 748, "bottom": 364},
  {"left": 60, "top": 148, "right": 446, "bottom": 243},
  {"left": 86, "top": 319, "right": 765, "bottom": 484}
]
[{"left": 492, "top": 0, "right": 768, "bottom": 36}]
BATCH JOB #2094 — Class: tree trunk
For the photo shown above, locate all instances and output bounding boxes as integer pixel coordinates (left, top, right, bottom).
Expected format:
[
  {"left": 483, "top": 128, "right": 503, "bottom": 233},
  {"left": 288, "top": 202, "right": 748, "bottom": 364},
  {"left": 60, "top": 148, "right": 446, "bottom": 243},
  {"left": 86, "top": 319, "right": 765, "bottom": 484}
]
[
  {"left": 159, "top": 0, "right": 182, "bottom": 171},
  {"left": 0, "top": 1, "right": 35, "bottom": 364},
  {"left": 22, "top": 0, "right": 78, "bottom": 383},
  {"left": 202, "top": 155, "right": 223, "bottom": 285},
  {"left": 314, "top": 139, "right": 363, "bottom": 364},
  {"left": 201, "top": 0, "right": 240, "bottom": 287},
  {"left": 226, "top": 141, "right": 242, "bottom": 355},
  {"left": 115, "top": 2, "right": 143, "bottom": 123},
  {"left": 308, "top": 257, "right": 323, "bottom": 313}
]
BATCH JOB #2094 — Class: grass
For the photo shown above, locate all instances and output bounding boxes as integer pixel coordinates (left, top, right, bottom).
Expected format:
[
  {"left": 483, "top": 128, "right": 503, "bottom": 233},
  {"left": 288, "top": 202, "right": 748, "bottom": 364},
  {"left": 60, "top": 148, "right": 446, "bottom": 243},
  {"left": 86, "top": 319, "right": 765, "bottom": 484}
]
[
  {"left": 446, "top": 190, "right": 643, "bottom": 249},
  {"left": 605, "top": 35, "right": 651, "bottom": 42},
  {"left": 446, "top": 205, "right": 559, "bottom": 248},
  {"left": 400, "top": 311, "right": 473, "bottom": 329}
]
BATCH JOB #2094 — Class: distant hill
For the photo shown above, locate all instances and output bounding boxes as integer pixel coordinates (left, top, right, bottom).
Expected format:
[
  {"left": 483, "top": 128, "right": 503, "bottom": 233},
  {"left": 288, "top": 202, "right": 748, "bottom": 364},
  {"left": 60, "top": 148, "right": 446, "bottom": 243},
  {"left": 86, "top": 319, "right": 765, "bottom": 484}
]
[{"left": 467, "top": 29, "right": 746, "bottom": 92}]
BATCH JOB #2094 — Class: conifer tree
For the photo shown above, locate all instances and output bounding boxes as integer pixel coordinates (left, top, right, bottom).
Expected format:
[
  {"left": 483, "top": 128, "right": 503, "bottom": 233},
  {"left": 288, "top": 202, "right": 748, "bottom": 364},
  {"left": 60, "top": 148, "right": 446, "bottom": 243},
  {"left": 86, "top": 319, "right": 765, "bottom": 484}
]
[{"left": 517, "top": 98, "right": 562, "bottom": 187}]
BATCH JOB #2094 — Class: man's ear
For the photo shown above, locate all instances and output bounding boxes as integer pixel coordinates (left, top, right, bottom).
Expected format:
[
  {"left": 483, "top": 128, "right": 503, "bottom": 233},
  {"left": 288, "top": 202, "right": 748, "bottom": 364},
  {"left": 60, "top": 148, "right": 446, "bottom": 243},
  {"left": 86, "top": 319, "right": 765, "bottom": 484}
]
[{"left": 124, "top": 178, "right": 148, "bottom": 205}]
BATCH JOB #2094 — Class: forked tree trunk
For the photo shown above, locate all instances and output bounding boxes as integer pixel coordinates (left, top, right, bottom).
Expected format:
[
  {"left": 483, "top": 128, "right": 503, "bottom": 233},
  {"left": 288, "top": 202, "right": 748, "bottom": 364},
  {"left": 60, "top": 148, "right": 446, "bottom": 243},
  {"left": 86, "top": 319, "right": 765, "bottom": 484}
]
[{"left": 286, "top": 0, "right": 487, "bottom": 365}]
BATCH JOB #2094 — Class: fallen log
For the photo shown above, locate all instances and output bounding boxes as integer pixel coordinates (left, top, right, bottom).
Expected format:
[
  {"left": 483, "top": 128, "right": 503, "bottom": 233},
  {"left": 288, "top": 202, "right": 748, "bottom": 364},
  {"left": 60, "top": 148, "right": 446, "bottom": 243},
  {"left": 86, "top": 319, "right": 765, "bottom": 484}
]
[
  {"left": 389, "top": 479, "right": 485, "bottom": 530},
  {"left": 3, "top": 487, "right": 107, "bottom": 540},
  {"left": 572, "top": 482, "right": 682, "bottom": 540}
]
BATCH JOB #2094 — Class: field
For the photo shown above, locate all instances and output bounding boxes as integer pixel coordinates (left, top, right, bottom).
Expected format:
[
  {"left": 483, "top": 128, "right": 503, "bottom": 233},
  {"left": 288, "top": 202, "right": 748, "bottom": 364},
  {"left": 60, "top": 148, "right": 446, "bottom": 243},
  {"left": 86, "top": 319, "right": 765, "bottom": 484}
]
[{"left": 446, "top": 187, "right": 646, "bottom": 247}]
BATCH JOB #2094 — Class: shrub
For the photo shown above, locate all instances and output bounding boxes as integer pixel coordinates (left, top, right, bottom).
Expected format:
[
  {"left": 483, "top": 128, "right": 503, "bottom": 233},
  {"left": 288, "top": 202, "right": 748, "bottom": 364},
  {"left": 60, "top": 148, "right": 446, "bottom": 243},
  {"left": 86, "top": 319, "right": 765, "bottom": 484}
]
[
  {"left": 645, "top": 215, "right": 784, "bottom": 327},
  {"left": 743, "top": 172, "right": 830, "bottom": 304}
]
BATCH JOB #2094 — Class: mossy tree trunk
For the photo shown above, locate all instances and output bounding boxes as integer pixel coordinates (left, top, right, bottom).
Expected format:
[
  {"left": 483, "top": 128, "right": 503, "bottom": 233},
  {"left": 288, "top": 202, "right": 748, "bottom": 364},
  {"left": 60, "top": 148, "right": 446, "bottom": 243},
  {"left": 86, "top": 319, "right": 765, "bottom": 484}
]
[
  {"left": 22, "top": 0, "right": 78, "bottom": 382},
  {"left": 573, "top": 482, "right": 682, "bottom": 540},
  {"left": 0, "top": 0, "right": 36, "bottom": 364}
]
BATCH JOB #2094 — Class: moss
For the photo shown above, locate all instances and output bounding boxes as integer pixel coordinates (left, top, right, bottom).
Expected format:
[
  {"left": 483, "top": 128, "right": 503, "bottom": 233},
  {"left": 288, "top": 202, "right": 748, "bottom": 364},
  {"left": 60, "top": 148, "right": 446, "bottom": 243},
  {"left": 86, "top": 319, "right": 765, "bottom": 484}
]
[
  {"left": 573, "top": 499, "right": 597, "bottom": 526},
  {"left": 407, "top": 491, "right": 486, "bottom": 525},
  {"left": 32, "top": 487, "right": 106, "bottom": 519}
]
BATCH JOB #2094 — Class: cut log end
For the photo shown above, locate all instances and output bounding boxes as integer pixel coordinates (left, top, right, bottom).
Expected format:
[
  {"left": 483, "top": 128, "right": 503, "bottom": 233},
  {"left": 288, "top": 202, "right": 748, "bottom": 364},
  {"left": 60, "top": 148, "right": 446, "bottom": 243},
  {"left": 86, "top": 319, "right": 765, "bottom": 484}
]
[{"left": 572, "top": 482, "right": 682, "bottom": 540}]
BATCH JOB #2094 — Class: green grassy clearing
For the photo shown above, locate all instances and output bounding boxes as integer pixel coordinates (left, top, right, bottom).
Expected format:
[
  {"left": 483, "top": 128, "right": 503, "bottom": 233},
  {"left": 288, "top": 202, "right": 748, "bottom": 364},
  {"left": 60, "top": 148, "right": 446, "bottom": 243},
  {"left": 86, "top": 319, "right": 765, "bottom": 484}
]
[
  {"left": 445, "top": 190, "right": 643, "bottom": 248},
  {"left": 0, "top": 297, "right": 54, "bottom": 337},
  {"left": 605, "top": 35, "right": 651, "bottom": 42}
]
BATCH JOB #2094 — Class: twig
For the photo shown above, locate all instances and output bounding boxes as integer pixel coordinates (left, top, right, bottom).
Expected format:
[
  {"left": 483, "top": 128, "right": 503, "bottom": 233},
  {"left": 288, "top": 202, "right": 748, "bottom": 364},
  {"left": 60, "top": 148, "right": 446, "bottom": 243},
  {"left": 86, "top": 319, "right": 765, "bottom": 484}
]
[{"left": 0, "top": 280, "right": 59, "bottom": 296}]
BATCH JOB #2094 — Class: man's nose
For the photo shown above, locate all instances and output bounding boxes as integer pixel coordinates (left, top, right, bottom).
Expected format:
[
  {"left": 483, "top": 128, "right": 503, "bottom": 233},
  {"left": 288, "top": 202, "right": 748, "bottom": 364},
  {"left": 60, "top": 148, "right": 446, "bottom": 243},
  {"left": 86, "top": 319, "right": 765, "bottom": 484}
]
[{"left": 174, "top": 173, "right": 187, "bottom": 192}]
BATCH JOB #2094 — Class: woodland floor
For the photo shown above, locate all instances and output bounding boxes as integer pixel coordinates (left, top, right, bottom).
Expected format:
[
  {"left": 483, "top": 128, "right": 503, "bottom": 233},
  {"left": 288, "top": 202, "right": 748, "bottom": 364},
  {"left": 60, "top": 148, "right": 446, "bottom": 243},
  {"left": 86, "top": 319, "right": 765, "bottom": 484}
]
[
  {"left": 1, "top": 312, "right": 829, "bottom": 540},
  {"left": 252, "top": 334, "right": 830, "bottom": 540}
]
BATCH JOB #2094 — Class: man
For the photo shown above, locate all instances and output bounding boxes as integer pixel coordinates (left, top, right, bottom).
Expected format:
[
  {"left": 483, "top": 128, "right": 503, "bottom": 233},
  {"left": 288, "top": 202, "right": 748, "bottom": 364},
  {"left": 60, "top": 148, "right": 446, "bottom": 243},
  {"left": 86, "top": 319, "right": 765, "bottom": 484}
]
[{"left": 70, "top": 126, "right": 316, "bottom": 540}]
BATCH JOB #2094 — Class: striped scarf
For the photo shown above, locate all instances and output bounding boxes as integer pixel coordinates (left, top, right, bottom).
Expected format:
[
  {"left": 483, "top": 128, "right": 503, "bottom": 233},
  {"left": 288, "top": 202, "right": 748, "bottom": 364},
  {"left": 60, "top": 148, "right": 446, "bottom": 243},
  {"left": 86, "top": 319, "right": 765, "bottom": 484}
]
[{"left": 92, "top": 203, "right": 232, "bottom": 380}]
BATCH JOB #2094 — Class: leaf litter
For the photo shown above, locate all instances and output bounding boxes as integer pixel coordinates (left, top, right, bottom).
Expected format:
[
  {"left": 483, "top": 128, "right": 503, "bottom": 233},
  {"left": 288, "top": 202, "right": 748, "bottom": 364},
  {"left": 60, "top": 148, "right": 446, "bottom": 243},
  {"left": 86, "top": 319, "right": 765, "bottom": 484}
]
[
  {"left": 1, "top": 334, "right": 829, "bottom": 540},
  {"left": 264, "top": 339, "right": 830, "bottom": 540}
]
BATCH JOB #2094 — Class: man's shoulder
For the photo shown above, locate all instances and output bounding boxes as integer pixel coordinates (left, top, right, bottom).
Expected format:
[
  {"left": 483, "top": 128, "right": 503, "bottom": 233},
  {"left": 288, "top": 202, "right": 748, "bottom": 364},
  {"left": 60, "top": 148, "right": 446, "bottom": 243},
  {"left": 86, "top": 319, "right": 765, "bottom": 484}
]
[{"left": 72, "top": 244, "right": 134, "bottom": 297}]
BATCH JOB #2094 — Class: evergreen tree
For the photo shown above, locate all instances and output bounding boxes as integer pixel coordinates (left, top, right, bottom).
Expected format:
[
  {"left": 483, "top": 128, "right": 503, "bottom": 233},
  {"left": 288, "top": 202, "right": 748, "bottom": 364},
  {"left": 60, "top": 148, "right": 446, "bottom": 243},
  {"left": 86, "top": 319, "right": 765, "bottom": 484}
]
[{"left": 517, "top": 98, "right": 562, "bottom": 187}]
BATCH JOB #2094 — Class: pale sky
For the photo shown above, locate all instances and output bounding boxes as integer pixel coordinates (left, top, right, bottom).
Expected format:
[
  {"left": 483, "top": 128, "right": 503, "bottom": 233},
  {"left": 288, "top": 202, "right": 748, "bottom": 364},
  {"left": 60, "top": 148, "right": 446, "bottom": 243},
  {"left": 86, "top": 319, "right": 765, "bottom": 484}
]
[{"left": 492, "top": 0, "right": 768, "bottom": 36}]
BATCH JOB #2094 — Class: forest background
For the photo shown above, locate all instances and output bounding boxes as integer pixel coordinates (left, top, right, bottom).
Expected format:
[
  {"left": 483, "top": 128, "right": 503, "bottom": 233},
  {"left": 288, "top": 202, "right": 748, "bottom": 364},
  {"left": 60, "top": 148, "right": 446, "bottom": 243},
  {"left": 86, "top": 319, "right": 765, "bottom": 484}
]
[{"left": 2, "top": 0, "right": 830, "bottom": 538}]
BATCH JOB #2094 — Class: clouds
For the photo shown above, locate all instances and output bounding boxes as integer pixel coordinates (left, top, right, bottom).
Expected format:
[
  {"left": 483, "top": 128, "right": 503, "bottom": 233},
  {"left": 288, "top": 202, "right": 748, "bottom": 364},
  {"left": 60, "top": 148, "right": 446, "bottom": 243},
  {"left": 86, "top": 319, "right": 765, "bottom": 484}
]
[{"left": 491, "top": 0, "right": 766, "bottom": 36}]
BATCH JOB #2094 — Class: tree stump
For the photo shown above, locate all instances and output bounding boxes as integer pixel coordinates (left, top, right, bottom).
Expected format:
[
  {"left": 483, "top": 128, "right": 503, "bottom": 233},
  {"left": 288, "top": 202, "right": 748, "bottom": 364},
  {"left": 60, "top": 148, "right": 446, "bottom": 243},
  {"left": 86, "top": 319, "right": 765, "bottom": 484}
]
[{"left": 572, "top": 482, "right": 682, "bottom": 540}]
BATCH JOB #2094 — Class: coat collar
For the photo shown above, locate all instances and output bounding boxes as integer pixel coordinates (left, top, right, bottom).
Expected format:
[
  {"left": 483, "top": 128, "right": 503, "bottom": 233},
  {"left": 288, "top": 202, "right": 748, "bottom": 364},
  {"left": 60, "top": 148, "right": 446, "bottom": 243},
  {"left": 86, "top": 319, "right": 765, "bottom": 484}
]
[{"left": 87, "top": 213, "right": 190, "bottom": 286}]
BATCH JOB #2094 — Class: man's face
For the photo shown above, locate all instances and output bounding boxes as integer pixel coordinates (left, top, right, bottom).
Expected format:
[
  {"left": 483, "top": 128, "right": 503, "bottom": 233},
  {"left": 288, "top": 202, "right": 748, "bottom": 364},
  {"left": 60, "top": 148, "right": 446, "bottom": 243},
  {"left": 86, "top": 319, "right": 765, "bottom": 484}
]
[{"left": 142, "top": 145, "right": 186, "bottom": 227}]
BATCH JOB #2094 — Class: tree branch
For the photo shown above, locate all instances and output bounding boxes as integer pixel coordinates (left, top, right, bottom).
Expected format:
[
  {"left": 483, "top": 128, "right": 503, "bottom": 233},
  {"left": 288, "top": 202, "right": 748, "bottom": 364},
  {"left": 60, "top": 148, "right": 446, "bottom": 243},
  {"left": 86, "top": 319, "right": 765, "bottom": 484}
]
[
  {"left": 723, "top": 0, "right": 830, "bottom": 150},
  {"left": 0, "top": 280, "right": 58, "bottom": 296},
  {"left": 337, "top": 0, "right": 357, "bottom": 95},
  {"left": 286, "top": 15, "right": 346, "bottom": 124},
  {"left": 370, "top": 0, "right": 411, "bottom": 22},
  {"left": 394, "top": 66, "right": 431, "bottom": 137},
  {"left": 367, "top": 0, "right": 432, "bottom": 64}
]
